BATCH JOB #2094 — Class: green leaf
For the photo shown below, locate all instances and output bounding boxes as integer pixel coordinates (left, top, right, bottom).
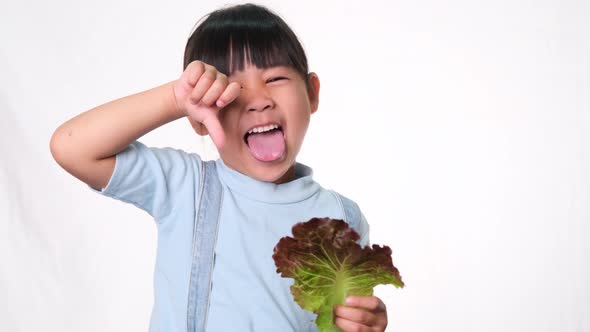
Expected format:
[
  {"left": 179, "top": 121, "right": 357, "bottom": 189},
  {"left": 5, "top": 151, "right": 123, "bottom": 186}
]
[{"left": 272, "top": 217, "right": 404, "bottom": 332}]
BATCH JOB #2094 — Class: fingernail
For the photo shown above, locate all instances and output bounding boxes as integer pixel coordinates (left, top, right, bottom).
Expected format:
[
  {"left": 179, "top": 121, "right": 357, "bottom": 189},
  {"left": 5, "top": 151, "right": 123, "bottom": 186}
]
[
  {"left": 216, "top": 100, "right": 224, "bottom": 107},
  {"left": 345, "top": 297, "right": 353, "bottom": 305}
]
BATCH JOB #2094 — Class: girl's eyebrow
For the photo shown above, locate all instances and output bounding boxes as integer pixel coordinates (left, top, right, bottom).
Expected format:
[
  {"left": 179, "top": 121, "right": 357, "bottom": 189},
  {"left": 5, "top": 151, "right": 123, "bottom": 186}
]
[
  {"left": 266, "top": 65, "right": 293, "bottom": 73},
  {"left": 229, "top": 66, "right": 291, "bottom": 79}
]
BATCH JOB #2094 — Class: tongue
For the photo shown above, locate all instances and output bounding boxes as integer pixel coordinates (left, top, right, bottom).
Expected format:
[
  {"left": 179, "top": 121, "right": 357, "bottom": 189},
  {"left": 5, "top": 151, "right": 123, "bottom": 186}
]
[{"left": 247, "top": 130, "right": 285, "bottom": 162}]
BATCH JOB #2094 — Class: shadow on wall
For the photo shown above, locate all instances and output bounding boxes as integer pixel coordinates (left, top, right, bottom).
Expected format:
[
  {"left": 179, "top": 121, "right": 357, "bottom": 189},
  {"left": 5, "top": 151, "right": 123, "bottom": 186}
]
[
  {"left": 0, "top": 92, "right": 38, "bottom": 232},
  {"left": 0, "top": 61, "right": 67, "bottom": 330},
  {"left": 0, "top": 50, "right": 67, "bottom": 239}
]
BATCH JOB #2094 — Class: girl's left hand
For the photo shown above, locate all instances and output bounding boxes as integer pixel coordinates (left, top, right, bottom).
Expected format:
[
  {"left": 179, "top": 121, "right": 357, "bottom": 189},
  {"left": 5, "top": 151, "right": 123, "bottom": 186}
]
[{"left": 333, "top": 295, "right": 388, "bottom": 332}]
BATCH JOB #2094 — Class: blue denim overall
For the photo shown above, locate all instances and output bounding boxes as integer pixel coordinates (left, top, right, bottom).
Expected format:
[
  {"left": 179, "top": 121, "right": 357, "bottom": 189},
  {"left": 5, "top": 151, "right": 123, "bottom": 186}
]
[{"left": 186, "top": 160, "right": 362, "bottom": 332}]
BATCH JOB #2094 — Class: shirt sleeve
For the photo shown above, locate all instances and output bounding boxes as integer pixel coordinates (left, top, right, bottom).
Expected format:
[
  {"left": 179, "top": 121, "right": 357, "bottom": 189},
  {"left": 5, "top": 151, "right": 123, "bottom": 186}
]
[
  {"left": 87, "top": 140, "right": 202, "bottom": 222},
  {"left": 358, "top": 211, "right": 371, "bottom": 247}
]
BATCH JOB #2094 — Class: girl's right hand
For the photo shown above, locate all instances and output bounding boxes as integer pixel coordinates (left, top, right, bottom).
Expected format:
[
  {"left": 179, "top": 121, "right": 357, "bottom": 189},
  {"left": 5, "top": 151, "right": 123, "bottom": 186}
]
[{"left": 172, "top": 60, "right": 242, "bottom": 149}]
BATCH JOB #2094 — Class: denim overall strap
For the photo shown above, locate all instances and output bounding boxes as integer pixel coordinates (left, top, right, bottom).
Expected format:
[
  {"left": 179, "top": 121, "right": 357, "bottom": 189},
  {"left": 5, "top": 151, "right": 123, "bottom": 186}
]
[
  {"left": 332, "top": 191, "right": 361, "bottom": 234},
  {"left": 186, "top": 160, "right": 223, "bottom": 332}
]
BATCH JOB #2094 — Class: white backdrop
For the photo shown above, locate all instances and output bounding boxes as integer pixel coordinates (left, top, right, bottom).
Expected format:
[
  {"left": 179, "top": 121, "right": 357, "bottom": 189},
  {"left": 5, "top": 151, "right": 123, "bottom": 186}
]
[{"left": 1, "top": 0, "right": 589, "bottom": 331}]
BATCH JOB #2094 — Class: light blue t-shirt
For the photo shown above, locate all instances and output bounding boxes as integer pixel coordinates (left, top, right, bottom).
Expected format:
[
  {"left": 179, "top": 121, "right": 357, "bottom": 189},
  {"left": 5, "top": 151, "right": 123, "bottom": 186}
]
[{"left": 90, "top": 140, "right": 370, "bottom": 332}]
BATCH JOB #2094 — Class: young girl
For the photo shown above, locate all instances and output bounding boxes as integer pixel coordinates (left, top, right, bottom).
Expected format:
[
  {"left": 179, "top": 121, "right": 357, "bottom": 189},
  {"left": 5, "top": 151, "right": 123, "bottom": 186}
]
[{"left": 50, "top": 3, "right": 389, "bottom": 331}]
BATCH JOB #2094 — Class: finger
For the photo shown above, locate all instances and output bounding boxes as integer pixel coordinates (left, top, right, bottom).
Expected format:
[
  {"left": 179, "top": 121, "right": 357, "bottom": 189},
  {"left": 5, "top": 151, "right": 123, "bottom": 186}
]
[
  {"left": 190, "top": 67, "right": 217, "bottom": 105},
  {"left": 200, "top": 73, "right": 228, "bottom": 107},
  {"left": 334, "top": 316, "right": 371, "bottom": 332},
  {"left": 334, "top": 305, "right": 378, "bottom": 326},
  {"left": 199, "top": 108, "right": 226, "bottom": 149},
  {"left": 216, "top": 82, "right": 242, "bottom": 108},
  {"left": 181, "top": 60, "right": 206, "bottom": 87},
  {"left": 345, "top": 296, "right": 386, "bottom": 313}
]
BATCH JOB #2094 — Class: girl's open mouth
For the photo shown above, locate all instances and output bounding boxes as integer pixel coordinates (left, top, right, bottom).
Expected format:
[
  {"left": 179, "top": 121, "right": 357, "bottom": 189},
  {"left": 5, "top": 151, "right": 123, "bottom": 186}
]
[{"left": 244, "top": 126, "right": 285, "bottom": 162}]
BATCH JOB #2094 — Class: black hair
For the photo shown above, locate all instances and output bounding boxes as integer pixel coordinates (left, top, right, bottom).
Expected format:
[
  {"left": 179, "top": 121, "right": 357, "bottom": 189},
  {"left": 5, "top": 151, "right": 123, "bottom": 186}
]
[{"left": 183, "top": 3, "right": 310, "bottom": 90}]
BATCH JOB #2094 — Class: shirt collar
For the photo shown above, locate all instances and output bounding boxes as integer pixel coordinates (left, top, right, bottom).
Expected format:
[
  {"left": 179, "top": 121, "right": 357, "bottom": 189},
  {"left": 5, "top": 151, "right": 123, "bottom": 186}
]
[{"left": 215, "top": 158, "right": 320, "bottom": 204}]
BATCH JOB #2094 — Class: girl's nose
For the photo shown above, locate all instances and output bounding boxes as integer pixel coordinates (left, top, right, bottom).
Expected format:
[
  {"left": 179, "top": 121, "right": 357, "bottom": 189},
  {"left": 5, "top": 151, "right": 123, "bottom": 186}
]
[{"left": 242, "top": 85, "right": 274, "bottom": 112}]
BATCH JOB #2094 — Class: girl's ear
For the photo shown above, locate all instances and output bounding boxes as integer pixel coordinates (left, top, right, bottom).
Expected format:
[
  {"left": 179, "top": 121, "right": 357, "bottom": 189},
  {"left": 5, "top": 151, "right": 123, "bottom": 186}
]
[
  {"left": 187, "top": 117, "right": 209, "bottom": 136},
  {"left": 307, "top": 72, "right": 320, "bottom": 114}
]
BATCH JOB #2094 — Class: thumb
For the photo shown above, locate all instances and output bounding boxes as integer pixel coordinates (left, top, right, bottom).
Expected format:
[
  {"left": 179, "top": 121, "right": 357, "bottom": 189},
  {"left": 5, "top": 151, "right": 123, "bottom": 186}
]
[{"left": 199, "top": 108, "right": 226, "bottom": 149}]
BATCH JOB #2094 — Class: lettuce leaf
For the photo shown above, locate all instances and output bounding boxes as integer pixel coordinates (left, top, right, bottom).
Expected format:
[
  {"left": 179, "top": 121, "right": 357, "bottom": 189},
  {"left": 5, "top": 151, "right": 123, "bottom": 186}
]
[{"left": 272, "top": 217, "right": 404, "bottom": 332}]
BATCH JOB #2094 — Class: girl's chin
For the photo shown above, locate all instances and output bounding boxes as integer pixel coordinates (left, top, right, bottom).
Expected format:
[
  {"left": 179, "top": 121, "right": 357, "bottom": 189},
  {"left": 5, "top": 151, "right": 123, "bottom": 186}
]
[
  {"left": 250, "top": 167, "right": 292, "bottom": 183},
  {"left": 247, "top": 160, "right": 295, "bottom": 184},
  {"left": 220, "top": 147, "right": 294, "bottom": 183}
]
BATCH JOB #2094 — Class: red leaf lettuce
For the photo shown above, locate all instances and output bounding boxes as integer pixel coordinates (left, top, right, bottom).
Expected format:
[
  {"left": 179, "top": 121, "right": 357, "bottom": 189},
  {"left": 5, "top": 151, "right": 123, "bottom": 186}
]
[{"left": 273, "top": 217, "right": 404, "bottom": 332}]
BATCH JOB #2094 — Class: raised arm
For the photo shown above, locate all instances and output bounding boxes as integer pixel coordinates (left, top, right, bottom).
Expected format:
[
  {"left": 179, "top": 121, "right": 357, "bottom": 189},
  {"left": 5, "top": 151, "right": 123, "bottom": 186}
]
[{"left": 49, "top": 60, "right": 241, "bottom": 191}]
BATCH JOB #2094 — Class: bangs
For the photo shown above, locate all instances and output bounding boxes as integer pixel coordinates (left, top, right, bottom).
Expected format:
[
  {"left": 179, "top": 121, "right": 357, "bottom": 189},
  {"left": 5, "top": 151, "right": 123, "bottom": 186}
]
[{"left": 183, "top": 4, "right": 308, "bottom": 79}]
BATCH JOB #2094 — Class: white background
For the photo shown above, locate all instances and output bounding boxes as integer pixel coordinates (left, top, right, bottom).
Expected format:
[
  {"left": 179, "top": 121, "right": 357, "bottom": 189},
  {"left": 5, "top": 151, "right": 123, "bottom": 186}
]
[{"left": 1, "top": 0, "right": 589, "bottom": 331}]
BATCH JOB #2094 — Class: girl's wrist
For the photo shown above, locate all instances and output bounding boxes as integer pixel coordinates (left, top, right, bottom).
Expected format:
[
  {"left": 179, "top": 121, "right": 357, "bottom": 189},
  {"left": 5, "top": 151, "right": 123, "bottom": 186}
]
[{"left": 166, "top": 80, "right": 187, "bottom": 120}]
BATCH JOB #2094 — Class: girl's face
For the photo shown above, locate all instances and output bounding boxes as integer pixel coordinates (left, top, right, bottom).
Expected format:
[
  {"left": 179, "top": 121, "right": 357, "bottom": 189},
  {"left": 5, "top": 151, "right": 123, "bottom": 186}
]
[{"left": 215, "top": 62, "right": 320, "bottom": 184}]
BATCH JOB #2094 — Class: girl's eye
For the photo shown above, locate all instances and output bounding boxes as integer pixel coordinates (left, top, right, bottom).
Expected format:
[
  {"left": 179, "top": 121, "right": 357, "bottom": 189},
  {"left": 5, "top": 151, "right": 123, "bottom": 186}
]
[{"left": 267, "top": 77, "right": 287, "bottom": 83}]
